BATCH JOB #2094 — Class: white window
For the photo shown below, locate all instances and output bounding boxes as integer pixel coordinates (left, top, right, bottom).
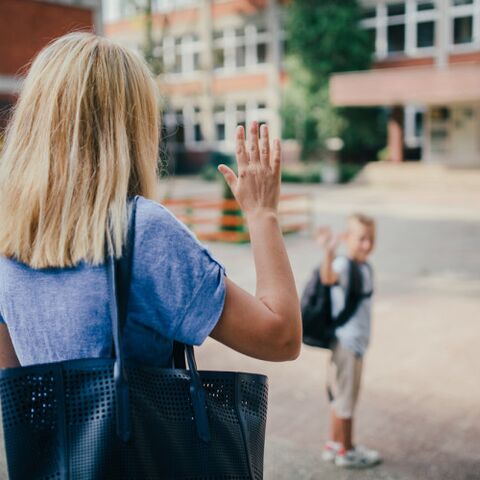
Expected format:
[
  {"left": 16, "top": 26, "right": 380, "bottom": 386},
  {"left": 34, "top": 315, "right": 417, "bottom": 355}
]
[
  {"left": 214, "top": 105, "right": 226, "bottom": 142},
  {"left": 104, "top": 0, "right": 199, "bottom": 22},
  {"left": 415, "top": 1, "right": 437, "bottom": 50},
  {"left": 256, "top": 26, "right": 269, "bottom": 64},
  {"left": 235, "top": 103, "right": 247, "bottom": 131},
  {"left": 103, "top": 0, "right": 137, "bottom": 23},
  {"left": 386, "top": 2, "right": 406, "bottom": 54},
  {"left": 213, "top": 28, "right": 236, "bottom": 71},
  {"left": 405, "top": 105, "right": 425, "bottom": 148},
  {"left": 161, "top": 35, "right": 202, "bottom": 75},
  {"left": 361, "top": 1, "right": 439, "bottom": 59},
  {"left": 213, "top": 24, "right": 270, "bottom": 73},
  {"left": 213, "top": 31, "right": 226, "bottom": 69},
  {"left": 153, "top": 0, "right": 198, "bottom": 13},
  {"left": 182, "top": 35, "right": 202, "bottom": 73},
  {"left": 212, "top": 100, "right": 271, "bottom": 148},
  {"left": 449, "top": 0, "right": 480, "bottom": 49},
  {"left": 182, "top": 105, "right": 204, "bottom": 146},
  {"left": 194, "top": 107, "right": 204, "bottom": 143},
  {"left": 164, "top": 109, "right": 185, "bottom": 146},
  {"left": 360, "top": 5, "right": 380, "bottom": 56}
]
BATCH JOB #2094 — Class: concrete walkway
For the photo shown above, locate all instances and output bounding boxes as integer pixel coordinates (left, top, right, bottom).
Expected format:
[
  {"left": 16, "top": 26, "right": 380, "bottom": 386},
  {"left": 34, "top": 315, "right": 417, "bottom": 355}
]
[
  {"left": 1, "top": 164, "right": 479, "bottom": 479},
  {"left": 193, "top": 164, "right": 480, "bottom": 480}
]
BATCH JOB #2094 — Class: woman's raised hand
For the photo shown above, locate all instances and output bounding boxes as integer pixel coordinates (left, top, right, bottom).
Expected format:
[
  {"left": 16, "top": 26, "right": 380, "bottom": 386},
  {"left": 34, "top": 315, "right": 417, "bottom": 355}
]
[
  {"left": 218, "top": 122, "right": 281, "bottom": 217},
  {"left": 211, "top": 121, "right": 301, "bottom": 361}
]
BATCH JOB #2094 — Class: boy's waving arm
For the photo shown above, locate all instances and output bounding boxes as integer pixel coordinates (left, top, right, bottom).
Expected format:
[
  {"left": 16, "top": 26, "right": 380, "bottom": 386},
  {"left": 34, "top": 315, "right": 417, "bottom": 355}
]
[{"left": 317, "top": 227, "right": 340, "bottom": 285}]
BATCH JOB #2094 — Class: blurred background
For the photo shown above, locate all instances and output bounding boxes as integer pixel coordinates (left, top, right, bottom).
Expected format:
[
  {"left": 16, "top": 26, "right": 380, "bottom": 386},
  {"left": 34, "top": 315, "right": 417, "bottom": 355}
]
[{"left": 0, "top": 1, "right": 479, "bottom": 479}]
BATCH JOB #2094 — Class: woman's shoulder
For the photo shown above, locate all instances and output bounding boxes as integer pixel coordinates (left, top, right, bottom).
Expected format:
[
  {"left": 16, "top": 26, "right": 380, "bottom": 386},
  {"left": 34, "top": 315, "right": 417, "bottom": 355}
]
[
  {"left": 135, "top": 196, "right": 174, "bottom": 223},
  {"left": 133, "top": 196, "right": 213, "bottom": 259},
  {"left": 136, "top": 196, "right": 194, "bottom": 238}
]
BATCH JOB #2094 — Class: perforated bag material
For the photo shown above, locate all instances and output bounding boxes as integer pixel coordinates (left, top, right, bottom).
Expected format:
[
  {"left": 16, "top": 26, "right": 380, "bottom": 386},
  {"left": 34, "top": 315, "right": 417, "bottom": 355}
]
[{"left": 0, "top": 359, "right": 268, "bottom": 479}]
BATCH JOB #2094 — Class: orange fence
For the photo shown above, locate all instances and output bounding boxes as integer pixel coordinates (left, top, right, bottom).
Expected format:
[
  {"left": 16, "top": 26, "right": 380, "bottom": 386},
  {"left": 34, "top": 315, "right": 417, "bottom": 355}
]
[{"left": 163, "top": 193, "right": 313, "bottom": 243}]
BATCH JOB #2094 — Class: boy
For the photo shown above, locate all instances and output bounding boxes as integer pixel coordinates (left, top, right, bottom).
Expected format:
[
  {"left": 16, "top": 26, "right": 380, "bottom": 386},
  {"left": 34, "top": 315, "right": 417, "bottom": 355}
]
[{"left": 318, "top": 213, "right": 381, "bottom": 468}]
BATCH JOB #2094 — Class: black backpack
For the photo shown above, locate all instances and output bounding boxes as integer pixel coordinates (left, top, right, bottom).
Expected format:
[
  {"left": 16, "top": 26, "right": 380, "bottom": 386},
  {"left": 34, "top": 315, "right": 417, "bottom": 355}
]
[{"left": 301, "top": 258, "right": 371, "bottom": 349}]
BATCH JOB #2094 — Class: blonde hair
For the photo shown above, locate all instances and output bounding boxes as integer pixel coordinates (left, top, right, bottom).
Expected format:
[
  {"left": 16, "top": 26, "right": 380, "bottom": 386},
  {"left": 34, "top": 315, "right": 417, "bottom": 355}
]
[
  {"left": 348, "top": 213, "right": 375, "bottom": 230},
  {"left": 0, "top": 32, "right": 160, "bottom": 268}
]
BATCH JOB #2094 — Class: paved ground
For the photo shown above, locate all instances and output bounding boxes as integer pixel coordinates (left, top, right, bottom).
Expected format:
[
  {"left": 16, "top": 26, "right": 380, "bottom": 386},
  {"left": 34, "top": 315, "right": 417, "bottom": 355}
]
[
  {"left": 169, "top": 166, "right": 480, "bottom": 480},
  {"left": 1, "top": 165, "right": 479, "bottom": 479}
]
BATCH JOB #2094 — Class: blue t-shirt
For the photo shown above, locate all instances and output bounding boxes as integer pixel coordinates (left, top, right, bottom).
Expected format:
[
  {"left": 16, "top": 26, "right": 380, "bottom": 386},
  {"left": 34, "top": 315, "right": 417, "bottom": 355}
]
[{"left": 0, "top": 197, "right": 226, "bottom": 367}]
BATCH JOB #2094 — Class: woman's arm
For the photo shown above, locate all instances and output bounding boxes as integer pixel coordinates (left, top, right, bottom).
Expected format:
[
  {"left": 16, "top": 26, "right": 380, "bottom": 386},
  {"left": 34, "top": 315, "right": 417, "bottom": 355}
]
[
  {"left": 210, "top": 122, "right": 301, "bottom": 362},
  {"left": 0, "top": 324, "right": 20, "bottom": 368}
]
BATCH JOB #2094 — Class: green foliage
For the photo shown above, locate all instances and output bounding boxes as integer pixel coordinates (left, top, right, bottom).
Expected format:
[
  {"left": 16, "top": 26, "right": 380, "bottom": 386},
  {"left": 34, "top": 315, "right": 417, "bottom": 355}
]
[
  {"left": 377, "top": 146, "right": 389, "bottom": 161},
  {"left": 200, "top": 164, "right": 221, "bottom": 182},
  {"left": 200, "top": 151, "right": 235, "bottom": 181},
  {"left": 338, "top": 163, "right": 362, "bottom": 183},
  {"left": 210, "top": 151, "right": 234, "bottom": 168},
  {"left": 340, "top": 107, "right": 387, "bottom": 160},
  {"left": 283, "top": 0, "right": 383, "bottom": 161},
  {"left": 287, "top": 0, "right": 372, "bottom": 83},
  {"left": 281, "top": 59, "right": 346, "bottom": 158},
  {"left": 281, "top": 167, "right": 322, "bottom": 183}
]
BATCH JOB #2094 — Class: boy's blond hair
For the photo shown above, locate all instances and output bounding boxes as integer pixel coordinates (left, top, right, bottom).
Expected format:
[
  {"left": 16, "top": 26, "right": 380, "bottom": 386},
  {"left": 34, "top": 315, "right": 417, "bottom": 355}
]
[
  {"left": 0, "top": 32, "right": 160, "bottom": 268},
  {"left": 347, "top": 213, "right": 375, "bottom": 230}
]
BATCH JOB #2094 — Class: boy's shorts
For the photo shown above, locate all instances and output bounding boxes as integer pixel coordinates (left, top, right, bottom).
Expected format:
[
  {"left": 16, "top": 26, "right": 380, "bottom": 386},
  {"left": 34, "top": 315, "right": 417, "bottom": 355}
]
[{"left": 327, "top": 342, "right": 363, "bottom": 419}]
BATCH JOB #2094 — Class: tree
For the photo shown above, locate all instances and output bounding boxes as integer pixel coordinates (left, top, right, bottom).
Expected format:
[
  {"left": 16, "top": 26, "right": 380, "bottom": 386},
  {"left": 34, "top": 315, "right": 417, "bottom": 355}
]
[
  {"left": 128, "top": 0, "right": 166, "bottom": 75},
  {"left": 284, "top": 0, "right": 385, "bottom": 161}
]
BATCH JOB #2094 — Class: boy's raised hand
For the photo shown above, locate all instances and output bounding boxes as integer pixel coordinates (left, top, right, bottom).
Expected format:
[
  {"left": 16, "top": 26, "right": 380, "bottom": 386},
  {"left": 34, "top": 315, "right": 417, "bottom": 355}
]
[
  {"left": 217, "top": 122, "right": 281, "bottom": 217},
  {"left": 316, "top": 226, "right": 340, "bottom": 253}
]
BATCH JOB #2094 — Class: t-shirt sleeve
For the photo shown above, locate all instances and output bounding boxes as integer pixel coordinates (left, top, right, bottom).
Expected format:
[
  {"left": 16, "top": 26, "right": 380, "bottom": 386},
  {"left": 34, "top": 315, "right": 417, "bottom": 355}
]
[
  {"left": 0, "top": 312, "right": 4, "bottom": 324},
  {"left": 332, "top": 256, "right": 349, "bottom": 291},
  {"left": 130, "top": 197, "right": 226, "bottom": 346}
]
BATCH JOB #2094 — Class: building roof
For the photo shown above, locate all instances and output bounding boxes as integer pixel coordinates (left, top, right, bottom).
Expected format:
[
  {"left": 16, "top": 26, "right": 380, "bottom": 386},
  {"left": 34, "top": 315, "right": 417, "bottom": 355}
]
[{"left": 330, "top": 63, "right": 480, "bottom": 106}]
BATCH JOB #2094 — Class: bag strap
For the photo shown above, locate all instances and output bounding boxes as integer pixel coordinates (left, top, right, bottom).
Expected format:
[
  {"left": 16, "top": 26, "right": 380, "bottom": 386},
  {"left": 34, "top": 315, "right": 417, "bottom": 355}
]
[
  {"left": 333, "top": 258, "right": 363, "bottom": 328},
  {"left": 106, "top": 197, "right": 138, "bottom": 442},
  {"left": 111, "top": 196, "right": 210, "bottom": 443}
]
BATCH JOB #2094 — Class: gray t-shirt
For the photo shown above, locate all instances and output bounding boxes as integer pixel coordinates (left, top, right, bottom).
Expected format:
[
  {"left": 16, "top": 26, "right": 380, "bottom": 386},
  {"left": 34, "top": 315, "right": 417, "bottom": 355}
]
[
  {"left": 0, "top": 197, "right": 226, "bottom": 367},
  {"left": 331, "top": 256, "right": 373, "bottom": 357}
]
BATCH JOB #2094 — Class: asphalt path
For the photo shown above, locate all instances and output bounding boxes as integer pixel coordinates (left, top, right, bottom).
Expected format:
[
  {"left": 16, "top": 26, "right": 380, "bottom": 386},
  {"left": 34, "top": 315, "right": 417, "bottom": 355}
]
[{"left": 0, "top": 168, "right": 478, "bottom": 479}]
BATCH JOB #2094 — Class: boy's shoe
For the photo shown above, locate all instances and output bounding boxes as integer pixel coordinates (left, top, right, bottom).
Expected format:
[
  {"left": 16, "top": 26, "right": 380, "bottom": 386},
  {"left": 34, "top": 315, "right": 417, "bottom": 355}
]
[
  {"left": 334, "top": 445, "right": 381, "bottom": 469},
  {"left": 321, "top": 441, "right": 341, "bottom": 462}
]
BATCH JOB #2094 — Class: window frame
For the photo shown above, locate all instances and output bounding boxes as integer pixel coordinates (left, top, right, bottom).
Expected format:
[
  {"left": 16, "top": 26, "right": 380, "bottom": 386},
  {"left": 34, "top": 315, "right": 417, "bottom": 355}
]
[
  {"left": 449, "top": 0, "right": 480, "bottom": 50},
  {"left": 212, "top": 24, "right": 271, "bottom": 75}
]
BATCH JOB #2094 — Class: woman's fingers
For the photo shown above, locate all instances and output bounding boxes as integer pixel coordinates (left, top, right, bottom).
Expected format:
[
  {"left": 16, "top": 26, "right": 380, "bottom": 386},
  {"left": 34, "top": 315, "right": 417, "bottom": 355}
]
[
  {"left": 260, "top": 124, "right": 270, "bottom": 168},
  {"left": 235, "top": 126, "right": 249, "bottom": 172},
  {"left": 248, "top": 122, "right": 260, "bottom": 164},
  {"left": 272, "top": 138, "right": 281, "bottom": 176},
  {"left": 218, "top": 164, "right": 238, "bottom": 191}
]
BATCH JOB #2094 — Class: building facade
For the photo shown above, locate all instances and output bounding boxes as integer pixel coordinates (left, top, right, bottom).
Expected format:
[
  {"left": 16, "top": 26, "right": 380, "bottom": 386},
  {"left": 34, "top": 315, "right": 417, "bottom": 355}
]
[
  {"left": 331, "top": 0, "right": 480, "bottom": 166},
  {"left": 0, "top": 0, "right": 102, "bottom": 130},
  {"left": 104, "top": 0, "right": 285, "bottom": 171}
]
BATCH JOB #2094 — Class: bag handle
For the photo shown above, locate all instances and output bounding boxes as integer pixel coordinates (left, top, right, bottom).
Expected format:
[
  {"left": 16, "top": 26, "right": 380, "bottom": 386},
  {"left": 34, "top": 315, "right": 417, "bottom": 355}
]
[
  {"left": 106, "top": 197, "right": 134, "bottom": 441},
  {"left": 109, "top": 197, "right": 210, "bottom": 443}
]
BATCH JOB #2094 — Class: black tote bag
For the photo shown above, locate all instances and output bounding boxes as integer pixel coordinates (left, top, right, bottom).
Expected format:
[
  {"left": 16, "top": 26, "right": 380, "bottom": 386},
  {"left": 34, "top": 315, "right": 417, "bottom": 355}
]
[{"left": 0, "top": 197, "right": 268, "bottom": 479}]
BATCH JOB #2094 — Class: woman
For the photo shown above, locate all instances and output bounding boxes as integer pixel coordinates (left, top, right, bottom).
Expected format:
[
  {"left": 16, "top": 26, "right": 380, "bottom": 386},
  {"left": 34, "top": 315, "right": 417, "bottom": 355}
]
[{"left": 0, "top": 32, "right": 301, "bottom": 370}]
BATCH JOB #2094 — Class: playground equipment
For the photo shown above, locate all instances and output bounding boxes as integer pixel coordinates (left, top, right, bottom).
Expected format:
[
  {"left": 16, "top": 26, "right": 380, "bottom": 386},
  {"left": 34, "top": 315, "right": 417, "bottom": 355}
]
[{"left": 163, "top": 194, "right": 313, "bottom": 243}]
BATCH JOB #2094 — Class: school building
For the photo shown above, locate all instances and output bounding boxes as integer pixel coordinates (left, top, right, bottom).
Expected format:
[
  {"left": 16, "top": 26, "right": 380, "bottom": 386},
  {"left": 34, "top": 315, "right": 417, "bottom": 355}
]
[
  {"left": 104, "top": 0, "right": 286, "bottom": 171},
  {"left": 0, "top": 0, "right": 102, "bottom": 131},
  {"left": 331, "top": 0, "right": 480, "bottom": 167}
]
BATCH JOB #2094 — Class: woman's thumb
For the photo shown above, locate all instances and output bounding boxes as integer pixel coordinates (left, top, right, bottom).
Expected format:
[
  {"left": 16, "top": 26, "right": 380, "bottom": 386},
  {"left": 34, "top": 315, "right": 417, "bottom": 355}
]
[{"left": 218, "top": 164, "right": 237, "bottom": 190}]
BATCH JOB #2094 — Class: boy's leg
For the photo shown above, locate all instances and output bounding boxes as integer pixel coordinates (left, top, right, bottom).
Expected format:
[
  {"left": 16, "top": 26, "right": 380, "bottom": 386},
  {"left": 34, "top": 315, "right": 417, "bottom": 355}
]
[
  {"left": 332, "top": 412, "right": 353, "bottom": 450},
  {"left": 326, "top": 343, "right": 362, "bottom": 449},
  {"left": 328, "top": 346, "right": 380, "bottom": 468},
  {"left": 330, "top": 409, "right": 340, "bottom": 443}
]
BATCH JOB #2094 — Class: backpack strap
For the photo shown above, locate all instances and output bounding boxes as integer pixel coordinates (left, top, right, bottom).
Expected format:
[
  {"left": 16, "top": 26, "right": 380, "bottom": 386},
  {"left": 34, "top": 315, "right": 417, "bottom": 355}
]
[{"left": 332, "top": 258, "right": 364, "bottom": 328}]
